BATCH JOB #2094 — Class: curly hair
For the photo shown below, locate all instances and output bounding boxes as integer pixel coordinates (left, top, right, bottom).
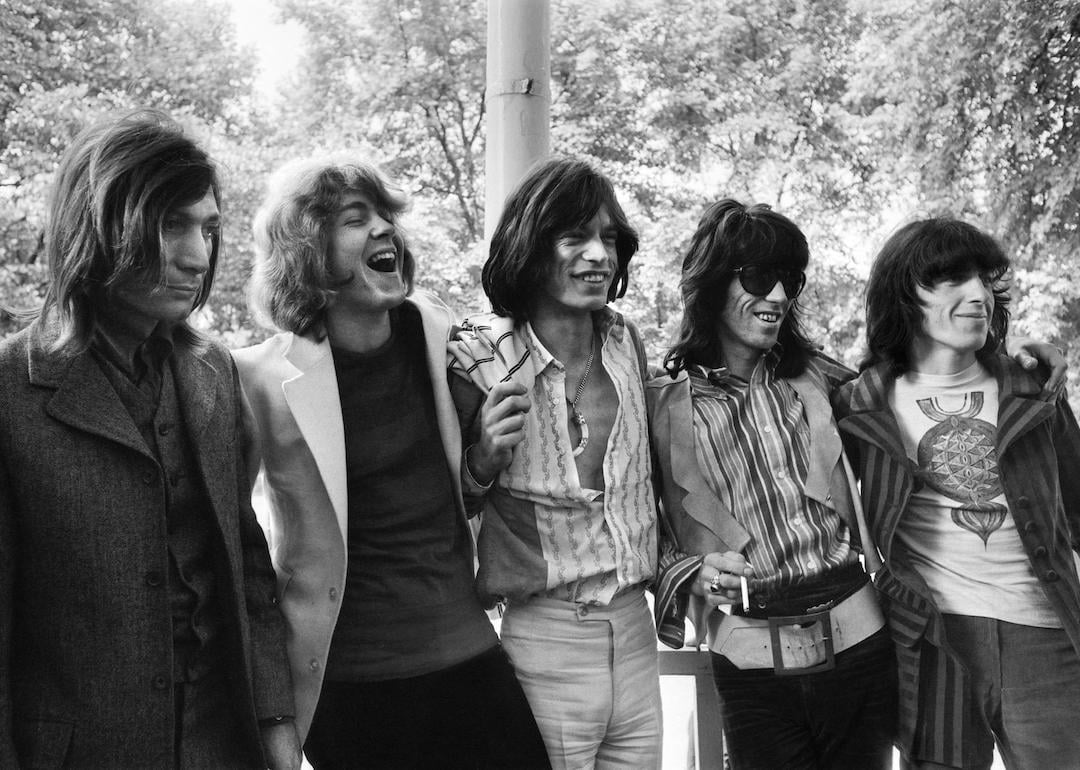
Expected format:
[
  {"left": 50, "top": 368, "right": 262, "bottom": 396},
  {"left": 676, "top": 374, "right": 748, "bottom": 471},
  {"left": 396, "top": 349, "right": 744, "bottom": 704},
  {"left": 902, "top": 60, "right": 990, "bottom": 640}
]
[
  {"left": 663, "top": 198, "right": 815, "bottom": 378},
  {"left": 862, "top": 217, "right": 1010, "bottom": 373},
  {"left": 483, "top": 156, "right": 638, "bottom": 323},
  {"left": 249, "top": 153, "right": 414, "bottom": 336},
  {"left": 39, "top": 109, "right": 220, "bottom": 352}
]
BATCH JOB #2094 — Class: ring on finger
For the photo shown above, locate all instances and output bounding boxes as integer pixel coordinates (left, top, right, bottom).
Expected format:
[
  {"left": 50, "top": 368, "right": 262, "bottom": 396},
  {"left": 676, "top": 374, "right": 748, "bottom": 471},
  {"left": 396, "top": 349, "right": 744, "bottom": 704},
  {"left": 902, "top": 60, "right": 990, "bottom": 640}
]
[{"left": 708, "top": 573, "right": 721, "bottom": 592}]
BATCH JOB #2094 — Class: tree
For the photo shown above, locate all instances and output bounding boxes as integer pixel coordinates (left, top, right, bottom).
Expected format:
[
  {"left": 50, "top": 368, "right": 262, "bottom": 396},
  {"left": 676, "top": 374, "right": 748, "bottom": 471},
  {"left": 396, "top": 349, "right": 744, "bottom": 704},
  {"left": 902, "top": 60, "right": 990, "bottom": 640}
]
[
  {"left": 846, "top": 0, "right": 1080, "bottom": 395},
  {"left": 275, "top": 0, "right": 488, "bottom": 247}
]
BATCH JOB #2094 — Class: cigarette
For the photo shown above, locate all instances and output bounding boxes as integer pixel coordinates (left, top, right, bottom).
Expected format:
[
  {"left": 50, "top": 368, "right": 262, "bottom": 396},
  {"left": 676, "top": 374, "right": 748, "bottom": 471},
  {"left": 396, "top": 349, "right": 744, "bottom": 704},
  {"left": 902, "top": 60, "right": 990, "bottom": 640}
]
[{"left": 740, "top": 575, "right": 750, "bottom": 612}]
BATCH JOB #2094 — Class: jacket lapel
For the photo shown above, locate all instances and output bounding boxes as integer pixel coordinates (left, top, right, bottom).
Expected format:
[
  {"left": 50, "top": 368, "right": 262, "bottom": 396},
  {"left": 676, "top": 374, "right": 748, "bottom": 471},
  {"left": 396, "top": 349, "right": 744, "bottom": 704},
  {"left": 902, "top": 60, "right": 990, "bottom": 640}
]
[
  {"left": 282, "top": 334, "right": 348, "bottom": 544},
  {"left": 989, "top": 356, "right": 1055, "bottom": 456},
  {"left": 416, "top": 299, "right": 462, "bottom": 500},
  {"left": 787, "top": 368, "right": 841, "bottom": 507},
  {"left": 173, "top": 345, "right": 230, "bottom": 515},
  {"left": 661, "top": 372, "right": 751, "bottom": 552},
  {"left": 30, "top": 323, "right": 152, "bottom": 458}
]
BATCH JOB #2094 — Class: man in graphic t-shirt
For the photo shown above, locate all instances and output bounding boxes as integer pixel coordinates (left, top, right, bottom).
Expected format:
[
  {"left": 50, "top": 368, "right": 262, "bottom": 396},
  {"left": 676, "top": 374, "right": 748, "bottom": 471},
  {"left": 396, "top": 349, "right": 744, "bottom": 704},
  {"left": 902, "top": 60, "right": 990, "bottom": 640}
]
[{"left": 835, "top": 217, "right": 1080, "bottom": 769}]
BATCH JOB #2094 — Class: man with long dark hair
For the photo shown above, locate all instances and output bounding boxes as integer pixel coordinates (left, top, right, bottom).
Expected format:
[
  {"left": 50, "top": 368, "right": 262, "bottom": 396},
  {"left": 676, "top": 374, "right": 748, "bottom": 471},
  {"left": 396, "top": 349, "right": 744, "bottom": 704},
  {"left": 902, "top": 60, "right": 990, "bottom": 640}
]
[
  {"left": 835, "top": 218, "right": 1080, "bottom": 769},
  {"left": 0, "top": 110, "right": 299, "bottom": 768},
  {"left": 449, "top": 157, "right": 661, "bottom": 769},
  {"left": 649, "top": 199, "right": 897, "bottom": 769}
]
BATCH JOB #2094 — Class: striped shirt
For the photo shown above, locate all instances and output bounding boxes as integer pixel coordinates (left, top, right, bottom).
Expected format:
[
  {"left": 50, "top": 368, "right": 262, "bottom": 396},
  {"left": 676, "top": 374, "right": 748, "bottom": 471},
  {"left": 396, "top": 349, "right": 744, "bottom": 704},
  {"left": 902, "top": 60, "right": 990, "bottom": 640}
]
[
  {"left": 689, "top": 355, "right": 856, "bottom": 598},
  {"left": 449, "top": 310, "right": 656, "bottom": 606}
]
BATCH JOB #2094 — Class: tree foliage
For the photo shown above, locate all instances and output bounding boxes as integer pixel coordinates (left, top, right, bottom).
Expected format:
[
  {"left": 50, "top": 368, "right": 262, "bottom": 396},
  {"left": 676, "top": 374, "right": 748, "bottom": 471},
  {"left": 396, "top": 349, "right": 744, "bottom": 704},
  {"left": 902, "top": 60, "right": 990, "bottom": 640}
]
[{"left": 1, "top": 0, "right": 1077, "bottom": 401}]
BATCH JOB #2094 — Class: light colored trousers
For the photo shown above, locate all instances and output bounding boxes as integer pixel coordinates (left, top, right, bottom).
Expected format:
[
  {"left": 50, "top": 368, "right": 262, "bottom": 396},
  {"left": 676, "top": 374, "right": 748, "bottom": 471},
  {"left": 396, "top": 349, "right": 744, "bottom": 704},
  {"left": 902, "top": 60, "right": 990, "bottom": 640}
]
[{"left": 500, "top": 586, "right": 663, "bottom": 770}]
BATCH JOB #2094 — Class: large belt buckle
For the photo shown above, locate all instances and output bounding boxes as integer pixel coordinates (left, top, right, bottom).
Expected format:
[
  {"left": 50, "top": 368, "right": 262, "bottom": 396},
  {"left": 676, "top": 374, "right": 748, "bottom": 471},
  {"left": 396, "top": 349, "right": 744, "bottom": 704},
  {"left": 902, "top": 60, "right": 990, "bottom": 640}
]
[{"left": 767, "top": 608, "right": 835, "bottom": 676}]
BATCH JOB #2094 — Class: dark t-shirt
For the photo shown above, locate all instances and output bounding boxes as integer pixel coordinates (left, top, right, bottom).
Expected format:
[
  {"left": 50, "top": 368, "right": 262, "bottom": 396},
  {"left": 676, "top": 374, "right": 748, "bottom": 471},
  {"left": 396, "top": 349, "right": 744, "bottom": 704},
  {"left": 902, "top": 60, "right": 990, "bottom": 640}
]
[{"left": 325, "top": 306, "right": 495, "bottom": 681}]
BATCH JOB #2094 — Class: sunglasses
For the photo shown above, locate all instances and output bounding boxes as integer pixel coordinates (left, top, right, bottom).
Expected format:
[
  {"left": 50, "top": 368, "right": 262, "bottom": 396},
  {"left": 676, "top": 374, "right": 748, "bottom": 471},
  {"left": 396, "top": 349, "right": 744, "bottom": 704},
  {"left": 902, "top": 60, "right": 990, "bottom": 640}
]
[{"left": 733, "top": 265, "right": 806, "bottom": 299}]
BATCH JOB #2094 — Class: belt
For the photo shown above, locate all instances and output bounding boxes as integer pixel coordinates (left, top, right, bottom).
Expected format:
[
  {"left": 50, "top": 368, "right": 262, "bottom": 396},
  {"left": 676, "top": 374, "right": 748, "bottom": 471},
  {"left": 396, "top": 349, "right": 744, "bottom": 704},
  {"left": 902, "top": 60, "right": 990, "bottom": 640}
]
[{"left": 707, "top": 582, "right": 884, "bottom": 675}]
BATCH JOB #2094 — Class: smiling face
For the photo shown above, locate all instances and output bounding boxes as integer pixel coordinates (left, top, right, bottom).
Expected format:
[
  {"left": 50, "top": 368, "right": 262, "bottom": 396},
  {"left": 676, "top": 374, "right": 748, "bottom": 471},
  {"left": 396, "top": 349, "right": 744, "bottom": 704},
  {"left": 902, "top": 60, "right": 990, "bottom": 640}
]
[
  {"left": 714, "top": 266, "right": 793, "bottom": 378},
  {"left": 325, "top": 192, "right": 406, "bottom": 319},
  {"left": 111, "top": 186, "right": 219, "bottom": 336},
  {"left": 911, "top": 270, "right": 994, "bottom": 373},
  {"left": 533, "top": 206, "right": 617, "bottom": 322}
]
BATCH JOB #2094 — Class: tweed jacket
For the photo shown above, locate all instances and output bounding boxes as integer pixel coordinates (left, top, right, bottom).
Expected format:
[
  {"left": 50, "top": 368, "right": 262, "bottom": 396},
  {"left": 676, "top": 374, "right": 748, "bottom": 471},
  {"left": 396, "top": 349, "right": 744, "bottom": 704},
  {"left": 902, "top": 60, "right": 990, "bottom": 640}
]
[
  {"left": 833, "top": 354, "right": 1080, "bottom": 766},
  {"left": 0, "top": 320, "right": 293, "bottom": 769},
  {"left": 232, "top": 291, "right": 470, "bottom": 742},
  {"left": 646, "top": 352, "right": 878, "bottom": 647}
]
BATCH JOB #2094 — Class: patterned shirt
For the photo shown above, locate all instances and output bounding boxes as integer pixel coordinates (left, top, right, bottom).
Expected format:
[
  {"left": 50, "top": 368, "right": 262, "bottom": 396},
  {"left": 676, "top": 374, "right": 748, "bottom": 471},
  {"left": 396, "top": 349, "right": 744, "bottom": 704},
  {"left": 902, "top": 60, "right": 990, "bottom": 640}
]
[
  {"left": 449, "top": 309, "right": 657, "bottom": 606},
  {"left": 689, "top": 354, "right": 856, "bottom": 598}
]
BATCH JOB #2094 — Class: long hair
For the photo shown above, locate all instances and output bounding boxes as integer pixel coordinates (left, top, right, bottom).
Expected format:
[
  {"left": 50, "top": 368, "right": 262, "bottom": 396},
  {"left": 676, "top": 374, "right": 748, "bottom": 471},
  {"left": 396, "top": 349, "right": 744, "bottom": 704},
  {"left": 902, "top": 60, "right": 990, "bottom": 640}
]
[
  {"left": 483, "top": 156, "right": 638, "bottom": 323},
  {"left": 663, "top": 199, "right": 815, "bottom": 377},
  {"left": 39, "top": 109, "right": 221, "bottom": 351},
  {"left": 862, "top": 217, "right": 1010, "bottom": 373},
  {"left": 249, "top": 153, "right": 414, "bottom": 337}
]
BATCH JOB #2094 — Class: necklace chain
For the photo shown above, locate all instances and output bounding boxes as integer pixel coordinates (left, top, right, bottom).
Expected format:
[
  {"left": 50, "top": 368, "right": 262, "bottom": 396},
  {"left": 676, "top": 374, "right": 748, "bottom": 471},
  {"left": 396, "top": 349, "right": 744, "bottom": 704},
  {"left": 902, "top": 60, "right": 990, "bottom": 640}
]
[
  {"left": 567, "top": 336, "right": 596, "bottom": 458},
  {"left": 570, "top": 336, "right": 596, "bottom": 411}
]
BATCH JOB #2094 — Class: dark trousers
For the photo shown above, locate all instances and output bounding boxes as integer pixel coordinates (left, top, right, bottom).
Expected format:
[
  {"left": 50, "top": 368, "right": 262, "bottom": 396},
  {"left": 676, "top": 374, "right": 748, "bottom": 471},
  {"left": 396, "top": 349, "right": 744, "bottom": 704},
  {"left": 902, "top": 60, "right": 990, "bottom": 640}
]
[
  {"left": 711, "top": 626, "right": 897, "bottom": 770},
  {"left": 305, "top": 645, "right": 550, "bottom": 770}
]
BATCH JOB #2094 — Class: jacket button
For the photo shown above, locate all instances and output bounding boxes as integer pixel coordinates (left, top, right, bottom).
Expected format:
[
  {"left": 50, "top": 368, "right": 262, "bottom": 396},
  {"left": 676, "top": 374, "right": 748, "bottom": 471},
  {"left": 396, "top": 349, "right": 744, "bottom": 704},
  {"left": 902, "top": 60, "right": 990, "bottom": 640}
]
[
  {"left": 1016, "top": 496, "right": 1031, "bottom": 508},
  {"left": 142, "top": 472, "right": 156, "bottom": 486},
  {"left": 309, "top": 658, "right": 320, "bottom": 671},
  {"left": 1033, "top": 546, "right": 1048, "bottom": 558},
  {"left": 1022, "top": 521, "right": 1037, "bottom": 534},
  {"left": 145, "top": 571, "right": 163, "bottom": 587},
  {"left": 328, "top": 587, "right": 338, "bottom": 601},
  {"left": 152, "top": 675, "right": 169, "bottom": 690},
  {"left": 157, "top": 423, "right": 173, "bottom": 436},
  {"left": 1043, "top": 570, "right": 1060, "bottom": 582}
]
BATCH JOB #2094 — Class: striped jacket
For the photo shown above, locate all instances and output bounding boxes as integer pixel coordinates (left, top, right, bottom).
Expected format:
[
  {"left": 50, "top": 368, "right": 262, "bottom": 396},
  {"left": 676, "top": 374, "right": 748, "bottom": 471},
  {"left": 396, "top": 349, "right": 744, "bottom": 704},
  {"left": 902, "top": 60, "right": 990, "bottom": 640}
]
[
  {"left": 833, "top": 354, "right": 1080, "bottom": 766},
  {"left": 647, "top": 352, "right": 877, "bottom": 648}
]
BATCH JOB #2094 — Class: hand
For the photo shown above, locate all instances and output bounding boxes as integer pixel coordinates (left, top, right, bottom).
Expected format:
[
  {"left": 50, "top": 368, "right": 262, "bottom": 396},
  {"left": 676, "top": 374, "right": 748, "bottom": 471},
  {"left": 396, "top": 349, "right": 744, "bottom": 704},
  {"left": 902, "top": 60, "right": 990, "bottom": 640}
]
[
  {"left": 261, "top": 721, "right": 301, "bottom": 770},
  {"left": 694, "top": 551, "right": 753, "bottom": 610},
  {"left": 1008, "top": 337, "right": 1067, "bottom": 399},
  {"left": 466, "top": 380, "right": 531, "bottom": 484}
]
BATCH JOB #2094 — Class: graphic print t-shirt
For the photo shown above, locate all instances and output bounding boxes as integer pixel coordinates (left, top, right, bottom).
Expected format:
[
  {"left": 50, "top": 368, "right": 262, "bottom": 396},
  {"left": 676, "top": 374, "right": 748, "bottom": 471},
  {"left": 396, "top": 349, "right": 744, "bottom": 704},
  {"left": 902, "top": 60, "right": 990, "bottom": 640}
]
[{"left": 889, "top": 362, "right": 1059, "bottom": 627}]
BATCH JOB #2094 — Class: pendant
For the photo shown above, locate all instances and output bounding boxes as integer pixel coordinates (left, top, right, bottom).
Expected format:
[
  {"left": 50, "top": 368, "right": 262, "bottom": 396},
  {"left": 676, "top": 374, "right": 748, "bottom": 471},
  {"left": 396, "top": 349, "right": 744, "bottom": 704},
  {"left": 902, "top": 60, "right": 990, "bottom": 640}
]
[{"left": 569, "top": 406, "right": 589, "bottom": 457}]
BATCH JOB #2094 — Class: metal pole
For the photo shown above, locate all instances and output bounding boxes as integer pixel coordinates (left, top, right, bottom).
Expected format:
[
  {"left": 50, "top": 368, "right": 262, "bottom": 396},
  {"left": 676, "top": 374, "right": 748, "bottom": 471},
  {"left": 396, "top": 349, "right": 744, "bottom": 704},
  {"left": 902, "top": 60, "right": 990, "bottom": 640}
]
[{"left": 485, "top": 0, "right": 550, "bottom": 240}]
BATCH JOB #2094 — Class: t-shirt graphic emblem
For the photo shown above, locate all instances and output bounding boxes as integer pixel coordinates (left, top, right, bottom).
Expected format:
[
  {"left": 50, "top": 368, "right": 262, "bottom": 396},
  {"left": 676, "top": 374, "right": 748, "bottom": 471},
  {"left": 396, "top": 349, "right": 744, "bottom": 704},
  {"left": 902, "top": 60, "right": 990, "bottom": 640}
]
[{"left": 917, "top": 392, "right": 1005, "bottom": 545}]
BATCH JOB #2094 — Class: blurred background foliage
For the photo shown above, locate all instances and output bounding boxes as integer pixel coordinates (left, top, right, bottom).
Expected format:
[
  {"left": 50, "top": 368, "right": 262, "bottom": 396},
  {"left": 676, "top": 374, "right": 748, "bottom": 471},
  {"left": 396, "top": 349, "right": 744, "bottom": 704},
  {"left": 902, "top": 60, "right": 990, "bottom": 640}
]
[{"left": 2, "top": 0, "right": 1077, "bottom": 401}]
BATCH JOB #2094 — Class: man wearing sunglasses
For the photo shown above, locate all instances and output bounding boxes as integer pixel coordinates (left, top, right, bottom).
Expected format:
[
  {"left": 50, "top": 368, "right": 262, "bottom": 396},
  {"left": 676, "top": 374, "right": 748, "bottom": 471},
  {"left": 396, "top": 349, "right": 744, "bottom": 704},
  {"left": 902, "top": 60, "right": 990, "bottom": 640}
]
[{"left": 647, "top": 198, "right": 901, "bottom": 768}]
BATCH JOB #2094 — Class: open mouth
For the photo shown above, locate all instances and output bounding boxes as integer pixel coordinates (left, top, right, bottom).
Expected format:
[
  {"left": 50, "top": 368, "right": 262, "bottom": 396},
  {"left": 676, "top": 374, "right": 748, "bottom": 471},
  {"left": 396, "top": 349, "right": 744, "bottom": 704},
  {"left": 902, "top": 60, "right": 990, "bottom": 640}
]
[
  {"left": 754, "top": 311, "right": 781, "bottom": 323},
  {"left": 367, "top": 249, "right": 397, "bottom": 273}
]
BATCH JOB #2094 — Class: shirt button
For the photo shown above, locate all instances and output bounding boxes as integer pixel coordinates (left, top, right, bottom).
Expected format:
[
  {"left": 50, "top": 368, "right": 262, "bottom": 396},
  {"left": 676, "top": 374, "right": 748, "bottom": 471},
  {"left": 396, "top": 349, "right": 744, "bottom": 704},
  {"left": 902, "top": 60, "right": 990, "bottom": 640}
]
[
  {"left": 777, "top": 470, "right": 787, "bottom": 480},
  {"left": 157, "top": 423, "right": 172, "bottom": 436},
  {"left": 142, "top": 472, "right": 155, "bottom": 486},
  {"left": 577, "top": 606, "right": 589, "bottom": 618},
  {"left": 152, "top": 675, "right": 169, "bottom": 690},
  {"left": 763, "top": 426, "right": 772, "bottom": 434},
  {"left": 309, "top": 658, "right": 321, "bottom": 671}
]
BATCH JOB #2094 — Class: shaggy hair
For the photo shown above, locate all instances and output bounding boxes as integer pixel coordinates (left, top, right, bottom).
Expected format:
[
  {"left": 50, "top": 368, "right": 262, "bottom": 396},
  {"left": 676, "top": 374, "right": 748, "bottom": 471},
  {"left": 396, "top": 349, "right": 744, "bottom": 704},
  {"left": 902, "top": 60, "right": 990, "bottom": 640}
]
[
  {"left": 249, "top": 153, "right": 414, "bottom": 336},
  {"left": 483, "top": 156, "right": 638, "bottom": 323},
  {"left": 38, "top": 109, "right": 220, "bottom": 351},
  {"left": 862, "top": 217, "right": 1010, "bottom": 373},
  {"left": 663, "top": 198, "right": 815, "bottom": 378}
]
